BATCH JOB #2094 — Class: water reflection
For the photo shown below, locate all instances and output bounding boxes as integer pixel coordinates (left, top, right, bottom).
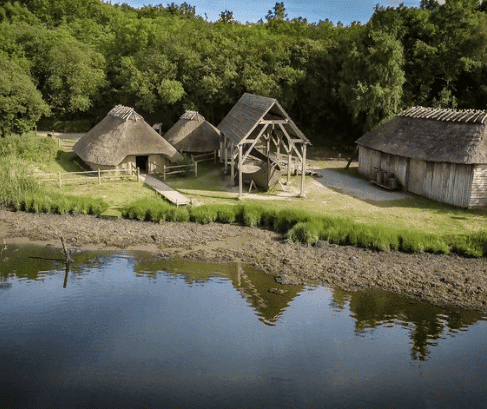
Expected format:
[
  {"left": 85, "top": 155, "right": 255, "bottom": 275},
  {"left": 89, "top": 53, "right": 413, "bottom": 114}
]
[
  {"left": 1, "top": 244, "right": 486, "bottom": 362},
  {"left": 132, "top": 255, "right": 304, "bottom": 325},
  {"left": 332, "top": 288, "right": 486, "bottom": 361}
]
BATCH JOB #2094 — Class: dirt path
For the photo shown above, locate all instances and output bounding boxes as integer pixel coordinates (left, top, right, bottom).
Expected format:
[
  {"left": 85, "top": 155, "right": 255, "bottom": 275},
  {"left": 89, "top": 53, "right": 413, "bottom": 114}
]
[{"left": 1, "top": 209, "right": 487, "bottom": 312}]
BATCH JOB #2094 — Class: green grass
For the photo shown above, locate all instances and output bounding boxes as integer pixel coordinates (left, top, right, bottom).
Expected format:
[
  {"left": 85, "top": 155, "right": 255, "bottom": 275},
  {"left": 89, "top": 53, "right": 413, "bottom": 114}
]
[{"left": 4, "top": 134, "right": 487, "bottom": 258}]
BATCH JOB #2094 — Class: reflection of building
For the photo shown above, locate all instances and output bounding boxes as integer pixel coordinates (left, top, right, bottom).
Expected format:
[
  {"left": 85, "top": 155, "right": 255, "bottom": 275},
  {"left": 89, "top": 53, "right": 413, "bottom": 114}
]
[
  {"left": 133, "top": 256, "right": 304, "bottom": 325},
  {"left": 332, "top": 288, "right": 484, "bottom": 361}
]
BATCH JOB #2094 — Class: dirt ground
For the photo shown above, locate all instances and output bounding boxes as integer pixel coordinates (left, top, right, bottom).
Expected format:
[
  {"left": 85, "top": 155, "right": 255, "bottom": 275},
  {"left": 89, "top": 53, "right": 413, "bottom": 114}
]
[{"left": 1, "top": 209, "right": 487, "bottom": 312}]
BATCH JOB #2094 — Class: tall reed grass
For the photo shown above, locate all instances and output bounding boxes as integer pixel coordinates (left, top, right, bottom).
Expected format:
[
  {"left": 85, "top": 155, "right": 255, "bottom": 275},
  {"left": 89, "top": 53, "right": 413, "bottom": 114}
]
[{"left": 121, "top": 200, "right": 487, "bottom": 258}]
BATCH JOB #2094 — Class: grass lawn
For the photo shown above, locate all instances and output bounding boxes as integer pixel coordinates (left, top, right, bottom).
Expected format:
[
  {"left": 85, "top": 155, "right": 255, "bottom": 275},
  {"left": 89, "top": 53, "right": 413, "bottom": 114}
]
[{"left": 35, "top": 143, "right": 487, "bottom": 237}]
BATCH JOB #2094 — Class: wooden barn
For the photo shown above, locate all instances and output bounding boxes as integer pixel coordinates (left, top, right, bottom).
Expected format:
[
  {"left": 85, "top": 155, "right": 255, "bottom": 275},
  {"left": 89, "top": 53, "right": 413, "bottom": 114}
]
[
  {"left": 218, "top": 93, "right": 310, "bottom": 196},
  {"left": 73, "top": 105, "right": 181, "bottom": 174},
  {"left": 356, "top": 106, "right": 487, "bottom": 208},
  {"left": 163, "top": 111, "right": 221, "bottom": 157}
]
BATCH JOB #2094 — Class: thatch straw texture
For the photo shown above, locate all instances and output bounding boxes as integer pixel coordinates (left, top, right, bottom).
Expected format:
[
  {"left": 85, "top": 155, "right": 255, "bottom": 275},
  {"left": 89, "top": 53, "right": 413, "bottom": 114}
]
[
  {"left": 163, "top": 111, "right": 221, "bottom": 153},
  {"left": 217, "top": 93, "right": 309, "bottom": 145},
  {"left": 74, "top": 105, "right": 181, "bottom": 166},
  {"left": 356, "top": 107, "right": 487, "bottom": 164}
]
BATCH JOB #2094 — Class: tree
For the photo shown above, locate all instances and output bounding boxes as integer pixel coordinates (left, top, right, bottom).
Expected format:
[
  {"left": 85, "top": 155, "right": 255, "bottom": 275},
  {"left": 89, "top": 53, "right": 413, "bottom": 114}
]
[
  {"left": 0, "top": 52, "right": 49, "bottom": 136},
  {"left": 265, "top": 2, "right": 287, "bottom": 21},
  {"left": 218, "top": 10, "right": 234, "bottom": 24},
  {"left": 340, "top": 29, "right": 405, "bottom": 135}
]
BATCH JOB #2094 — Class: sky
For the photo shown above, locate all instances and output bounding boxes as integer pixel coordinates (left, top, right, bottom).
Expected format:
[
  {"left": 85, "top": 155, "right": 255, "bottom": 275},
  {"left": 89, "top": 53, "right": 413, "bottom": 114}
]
[{"left": 109, "top": 0, "right": 423, "bottom": 26}]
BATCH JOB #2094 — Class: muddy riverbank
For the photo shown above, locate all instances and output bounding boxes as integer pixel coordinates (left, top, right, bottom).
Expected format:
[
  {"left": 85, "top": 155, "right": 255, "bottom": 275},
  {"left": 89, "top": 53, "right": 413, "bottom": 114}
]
[{"left": 1, "top": 209, "right": 486, "bottom": 311}]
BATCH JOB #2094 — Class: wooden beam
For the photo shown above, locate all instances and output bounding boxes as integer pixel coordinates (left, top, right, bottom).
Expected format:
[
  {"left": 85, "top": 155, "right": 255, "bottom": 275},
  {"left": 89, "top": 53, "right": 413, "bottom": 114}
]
[
  {"left": 238, "top": 144, "right": 243, "bottom": 198},
  {"left": 278, "top": 123, "right": 303, "bottom": 162},
  {"left": 240, "top": 124, "right": 270, "bottom": 164},
  {"left": 230, "top": 142, "right": 235, "bottom": 181},
  {"left": 300, "top": 144, "right": 307, "bottom": 197},
  {"left": 260, "top": 119, "right": 288, "bottom": 125}
]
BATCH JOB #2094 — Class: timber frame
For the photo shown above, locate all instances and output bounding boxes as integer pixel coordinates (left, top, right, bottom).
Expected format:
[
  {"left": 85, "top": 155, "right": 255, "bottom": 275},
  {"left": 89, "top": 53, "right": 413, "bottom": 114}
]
[{"left": 218, "top": 93, "right": 310, "bottom": 197}]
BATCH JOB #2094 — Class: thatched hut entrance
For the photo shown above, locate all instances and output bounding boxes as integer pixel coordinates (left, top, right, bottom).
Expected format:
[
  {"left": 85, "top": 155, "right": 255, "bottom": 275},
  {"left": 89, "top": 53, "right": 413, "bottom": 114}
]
[{"left": 136, "top": 155, "right": 149, "bottom": 173}]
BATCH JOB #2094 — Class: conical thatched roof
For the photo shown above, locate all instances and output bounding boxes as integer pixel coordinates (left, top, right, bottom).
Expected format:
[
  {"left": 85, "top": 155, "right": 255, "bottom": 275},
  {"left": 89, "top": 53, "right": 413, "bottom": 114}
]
[
  {"left": 356, "top": 106, "right": 487, "bottom": 164},
  {"left": 163, "top": 111, "right": 221, "bottom": 153},
  {"left": 217, "top": 93, "right": 309, "bottom": 145},
  {"left": 73, "top": 105, "right": 181, "bottom": 166}
]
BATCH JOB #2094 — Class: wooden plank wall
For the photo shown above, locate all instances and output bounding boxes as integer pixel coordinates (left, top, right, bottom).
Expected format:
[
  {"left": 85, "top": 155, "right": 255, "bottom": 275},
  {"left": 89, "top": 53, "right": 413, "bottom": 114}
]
[
  {"left": 469, "top": 165, "right": 487, "bottom": 208},
  {"left": 412, "top": 161, "right": 472, "bottom": 208},
  {"left": 357, "top": 147, "right": 380, "bottom": 177}
]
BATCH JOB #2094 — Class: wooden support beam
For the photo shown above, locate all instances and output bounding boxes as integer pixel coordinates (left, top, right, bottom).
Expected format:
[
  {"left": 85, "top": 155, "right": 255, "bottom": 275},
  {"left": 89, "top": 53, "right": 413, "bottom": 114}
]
[
  {"left": 278, "top": 123, "right": 303, "bottom": 162},
  {"left": 230, "top": 143, "right": 235, "bottom": 181},
  {"left": 300, "top": 144, "right": 307, "bottom": 197},
  {"left": 238, "top": 144, "right": 243, "bottom": 198},
  {"left": 260, "top": 119, "right": 288, "bottom": 125},
  {"left": 240, "top": 124, "right": 269, "bottom": 164}
]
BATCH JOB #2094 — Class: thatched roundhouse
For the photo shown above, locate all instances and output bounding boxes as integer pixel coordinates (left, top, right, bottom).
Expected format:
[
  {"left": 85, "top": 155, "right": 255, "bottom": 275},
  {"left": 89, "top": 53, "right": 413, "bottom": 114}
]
[
  {"left": 218, "top": 93, "right": 310, "bottom": 196},
  {"left": 356, "top": 106, "right": 487, "bottom": 208},
  {"left": 163, "top": 111, "right": 221, "bottom": 155},
  {"left": 73, "top": 105, "right": 181, "bottom": 174}
]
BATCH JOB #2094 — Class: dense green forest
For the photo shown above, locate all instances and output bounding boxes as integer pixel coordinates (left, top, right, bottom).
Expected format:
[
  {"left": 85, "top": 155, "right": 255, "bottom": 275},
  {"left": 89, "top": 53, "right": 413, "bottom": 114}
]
[{"left": 1, "top": 0, "right": 487, "bottom": 149}]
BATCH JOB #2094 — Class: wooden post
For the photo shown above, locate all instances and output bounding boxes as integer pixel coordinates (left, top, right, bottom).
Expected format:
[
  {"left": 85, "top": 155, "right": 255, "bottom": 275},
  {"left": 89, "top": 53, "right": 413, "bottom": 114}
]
[
  {"left": 214, "top": 150, "right": 217, "bottom": 163},
  {"left": 230, "top": 143, "right": 235, "bottom": 181},
  {"left": 238, "top": 144, "right": 243, "bottom": 198},
  {"left": 224, "top": 138, "right": 228, "bottom": 173},
  {"left": 287, "top": 153, "right": 292, "bottom": 184},
  {"left": 137, "top": 167, "right": 140, "bottom": 182},
  {"left": 163, "top": 164, "right": 166, "bottom": 181},
  {"left": 58, "top": 171, "right": 62, "bottom": 187},
  {"left": 58, "top": 138, "right": 61, "bottom": 149},
  {"left": 195, "top": 162, "right": 198, "bottom": 177},
  {"left": 98, "top": 168, "right": 101, "bottom": 184},
  {"left": 300, "top": 144, "right": 307, "bottom": 197}
]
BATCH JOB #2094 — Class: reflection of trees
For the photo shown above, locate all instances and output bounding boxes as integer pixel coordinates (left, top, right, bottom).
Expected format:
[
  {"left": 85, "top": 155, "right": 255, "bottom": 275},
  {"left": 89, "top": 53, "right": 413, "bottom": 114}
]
[{"left": 332, "top": 288, "right": 484, "bottom": 361}]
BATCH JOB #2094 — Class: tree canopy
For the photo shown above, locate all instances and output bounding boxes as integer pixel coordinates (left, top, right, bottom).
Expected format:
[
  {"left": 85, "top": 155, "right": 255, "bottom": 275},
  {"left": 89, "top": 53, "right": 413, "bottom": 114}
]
[{"left": 1, "top": 0, "right": 487, "bottom": 149}]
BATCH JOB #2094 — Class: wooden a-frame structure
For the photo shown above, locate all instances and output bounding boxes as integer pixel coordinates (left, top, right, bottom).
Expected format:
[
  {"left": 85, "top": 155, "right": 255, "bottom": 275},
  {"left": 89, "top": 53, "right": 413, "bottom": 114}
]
[{"left": 217, "top": 93, "right": 311, "bottom": 197}]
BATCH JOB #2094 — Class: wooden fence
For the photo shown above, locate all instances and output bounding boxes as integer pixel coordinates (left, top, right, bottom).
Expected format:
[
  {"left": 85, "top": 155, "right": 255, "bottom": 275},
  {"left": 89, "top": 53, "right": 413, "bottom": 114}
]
[
  {"left": 36, "top": 168, "right": 140, "bottom": 187},
  {"left": 160, "top": 163, "right": 197, "bottom": 181},
  {"left": 191, "top": 151, "right": 217, "bottom": 163}
]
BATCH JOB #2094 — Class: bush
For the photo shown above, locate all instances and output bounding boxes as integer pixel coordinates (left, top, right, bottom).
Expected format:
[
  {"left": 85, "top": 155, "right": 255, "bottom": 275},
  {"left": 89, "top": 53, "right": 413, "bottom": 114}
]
[
  {"left": 273, "top": 208, "right": 310, "bottom": 233},
  {"left": 190, "top": 206, "right": 218, "bottom": 224},
  {"left": 216, "top": 206, "right": 237, "bottom": 224},
  {"left": 242, "top": 204, "right": 264, "bottom": 227},
  {"left": 287, "top": 220, "right": 321, "bottom": 246}
]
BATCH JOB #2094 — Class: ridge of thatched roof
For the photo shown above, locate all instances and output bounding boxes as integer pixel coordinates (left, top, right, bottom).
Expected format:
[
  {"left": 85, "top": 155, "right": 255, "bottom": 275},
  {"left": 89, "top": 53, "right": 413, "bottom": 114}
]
[
  {"left": 163, "top": 110, "right": 221, "bottom": 153},
  {"left": 73, "top": 105, "right": 181, "bottom": 166},
  {"left": 356, "top": 107, "right": 487, "bottom": 164},
  {"left": 217, "top": 93, "right": 309, "bottom": 145},
  {"left": 399, "top": 106, "right": 487, "bottom": 124}
]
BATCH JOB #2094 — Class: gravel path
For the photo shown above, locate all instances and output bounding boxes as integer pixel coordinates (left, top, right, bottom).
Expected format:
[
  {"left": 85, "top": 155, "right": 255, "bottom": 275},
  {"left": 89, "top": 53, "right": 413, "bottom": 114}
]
[{"left": 315, "top": 168, "right": 411, "bottom": 201}]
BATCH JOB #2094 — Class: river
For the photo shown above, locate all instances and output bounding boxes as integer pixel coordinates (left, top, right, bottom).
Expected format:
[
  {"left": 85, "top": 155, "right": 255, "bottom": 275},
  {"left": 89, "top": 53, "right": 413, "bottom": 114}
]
[{"left": 1, "top": 244, "right": 486, "bottom": 408}]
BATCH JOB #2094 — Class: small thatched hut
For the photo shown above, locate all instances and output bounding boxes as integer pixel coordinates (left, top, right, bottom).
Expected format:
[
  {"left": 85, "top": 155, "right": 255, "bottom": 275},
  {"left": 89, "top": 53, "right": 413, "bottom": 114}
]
[
  {"left": 163, "top": 111, "right": 221, "bottom": 155},
  {"left": 218, "top": 93, "right": 310, "bottom": 196},
  {"left": 73, "top": 105, "right": 181, "bottom": 174},
  {"left": 356, "top": 106, "right": 487, "bottom": 208}
]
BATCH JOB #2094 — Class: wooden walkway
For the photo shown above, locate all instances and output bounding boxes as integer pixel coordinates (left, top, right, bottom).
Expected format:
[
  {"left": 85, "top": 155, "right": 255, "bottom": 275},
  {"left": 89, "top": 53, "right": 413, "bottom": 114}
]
[{"left": 140, "top": 174, "right": 191, "bottom": 206}]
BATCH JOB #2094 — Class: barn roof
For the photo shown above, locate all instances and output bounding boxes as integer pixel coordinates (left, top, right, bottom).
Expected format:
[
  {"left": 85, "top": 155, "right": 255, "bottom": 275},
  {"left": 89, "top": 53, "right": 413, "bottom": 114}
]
[
  {"left": 356, "top": 106, "right": 487, "bottom": 164},
  {"left": 217, "top": 93, "right": 309, "bottom": 145},
  {"left": 163, "top": 111, "right": 221, "bottom": 153},
  {"left": 73, "top": 105, "right": 181, "bottom": 166}
]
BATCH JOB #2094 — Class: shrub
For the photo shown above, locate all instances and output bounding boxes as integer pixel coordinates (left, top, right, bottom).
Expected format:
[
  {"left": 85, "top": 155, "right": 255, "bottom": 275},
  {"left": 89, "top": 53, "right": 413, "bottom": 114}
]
[
  {"left": 287, "top": 220, "right": 321, "bottom": 246},
  {"left": 242, "top": 204, "right": 264, "bottom": 227},
  {"left": 273, "top": 208, "right": 310, "bottom": 233},
  {"left": 190, "top": 206, "right": 218, "bottom": 224},
  {"left": 216, "top": 206, "right": 237, "bottom": 224}
]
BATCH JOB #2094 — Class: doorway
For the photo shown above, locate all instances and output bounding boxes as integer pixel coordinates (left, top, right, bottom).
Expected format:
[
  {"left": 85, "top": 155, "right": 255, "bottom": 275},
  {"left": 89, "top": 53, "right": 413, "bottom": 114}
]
[{"left": 136, "top": 155, "right": 148, "bottom": 173}]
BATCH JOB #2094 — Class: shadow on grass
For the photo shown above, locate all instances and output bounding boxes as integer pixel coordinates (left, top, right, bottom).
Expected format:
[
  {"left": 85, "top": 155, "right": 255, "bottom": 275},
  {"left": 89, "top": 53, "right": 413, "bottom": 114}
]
[{"left": 55, "top": 151, "right": 88, "bottom": 173}]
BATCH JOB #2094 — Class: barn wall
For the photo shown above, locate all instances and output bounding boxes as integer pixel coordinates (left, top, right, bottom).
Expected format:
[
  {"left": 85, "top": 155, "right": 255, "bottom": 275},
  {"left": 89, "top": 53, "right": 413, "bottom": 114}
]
[
  {"left": 358, "top": 147, "right": 408, "bottom": 189},
  {"left": 469, "top": 165, "right": 487, "bottom": 208},
  {"left": 378, "top": 153, "right": 409, "bottom": 189},
  {"left": 357, "top": 147, "right": 381, "bottom": 177},
  {"left": 409, "top": 160, "right": 472, "bottom": 208}
]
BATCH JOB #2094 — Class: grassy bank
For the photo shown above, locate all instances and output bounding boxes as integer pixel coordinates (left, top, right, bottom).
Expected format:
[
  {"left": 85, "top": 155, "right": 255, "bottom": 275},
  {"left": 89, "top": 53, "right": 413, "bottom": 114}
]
[
  {"left": 121, "top": 198, "right": 487, "bottom": 257},
  {"left": 3, "top": 132, "right": 487, "bottom": 257},
  {"left": 0, "top": 134, "right": 109, "bottom": 216}
]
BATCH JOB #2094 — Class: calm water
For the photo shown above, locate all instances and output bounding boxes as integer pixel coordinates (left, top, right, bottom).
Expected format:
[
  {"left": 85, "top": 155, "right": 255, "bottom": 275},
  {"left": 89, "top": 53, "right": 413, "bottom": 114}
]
[{"left": 1, "top": 244, "right": 487, "bottom": 408}]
